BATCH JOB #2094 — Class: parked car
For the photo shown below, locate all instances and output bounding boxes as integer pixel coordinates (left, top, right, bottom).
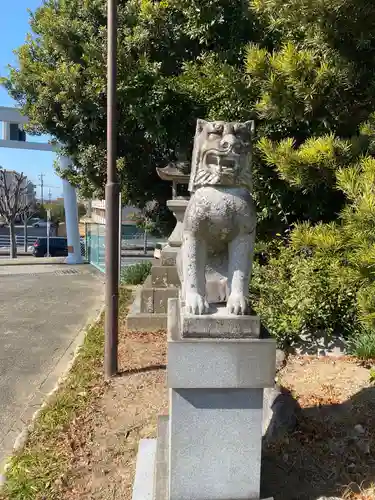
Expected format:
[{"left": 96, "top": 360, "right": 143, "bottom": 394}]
[
  {"left": 33, "top": 220, "right": 48, "bottom": 228},
  {"left": 29, "top": 217, "right": 42, "bottom": 225},
  {"left": 33, "top": 237, "right": 85, "bottom": 257}
]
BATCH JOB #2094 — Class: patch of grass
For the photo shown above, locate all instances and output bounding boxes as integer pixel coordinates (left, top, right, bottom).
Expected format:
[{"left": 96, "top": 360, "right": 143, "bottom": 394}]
[
  {"left": 343, "top": 483, "right": 375, "bottom": 499},
  {"left": 120, "top": 261, "right": 152, "bottom": 286},
  {"left": 0, "top": 288, "right": 132, "bottom": 500},
  {"left": 348, "top": 328, "right": 375, "bottom": 360}
]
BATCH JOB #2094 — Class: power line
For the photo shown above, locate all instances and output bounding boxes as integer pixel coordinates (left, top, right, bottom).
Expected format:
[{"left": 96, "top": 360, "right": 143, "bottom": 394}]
[{"left": 34, "top": 184, "right": 60, "bottom": 190}]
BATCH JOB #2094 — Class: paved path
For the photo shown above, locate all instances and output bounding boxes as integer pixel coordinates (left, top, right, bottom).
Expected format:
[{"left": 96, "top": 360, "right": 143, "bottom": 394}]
[{"left": 0, "top": 264, "right": 104, "bottom": 466}]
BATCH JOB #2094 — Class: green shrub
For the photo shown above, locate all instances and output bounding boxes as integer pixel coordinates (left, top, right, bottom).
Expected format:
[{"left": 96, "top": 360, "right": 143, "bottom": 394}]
[
  {"left": 348, "top": 329, "right": 375, "bottom": 360},
  {"left": 254, "top": 238, "right": 285, "bottom": 265},
  {"left": 249, "top": 246, "right": 361, "bottom": 348},
  {"left": 120, "top": 261, "right": 152, "bottom": 285}
]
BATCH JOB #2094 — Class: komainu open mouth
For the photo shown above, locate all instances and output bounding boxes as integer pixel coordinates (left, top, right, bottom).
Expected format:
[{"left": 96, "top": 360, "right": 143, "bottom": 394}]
[{"left": 205, "top": 152, "right": 238, "bottom": 171}]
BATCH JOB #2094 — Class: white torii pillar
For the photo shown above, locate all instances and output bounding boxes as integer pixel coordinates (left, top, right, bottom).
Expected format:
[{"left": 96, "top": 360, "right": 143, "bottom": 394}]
[
  {"left": 0, "top": 107, "right": 83, "bottom": 264},
  {"left": 59, "top": 155, "right": 83, "bottom": 264}
]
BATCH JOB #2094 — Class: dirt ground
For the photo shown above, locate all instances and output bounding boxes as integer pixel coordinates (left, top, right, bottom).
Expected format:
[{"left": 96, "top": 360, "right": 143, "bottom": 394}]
[
  {"left": 60, "top": 328, "right": 375, "bottom": 500},
  {"left": 263, "top": 356, "right": 375, "bottom": 500},
  {"left": 59, "top": 327, "right": 167, "bottom": 500}
]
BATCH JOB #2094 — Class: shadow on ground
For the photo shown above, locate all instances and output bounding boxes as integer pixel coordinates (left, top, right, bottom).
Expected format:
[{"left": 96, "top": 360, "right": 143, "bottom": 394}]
[
  {"left": 261, "top": 387, "right": 375, "bottom": 499},
  {"left": 116, "top": 364, "right": 166, "bottom": 377}
]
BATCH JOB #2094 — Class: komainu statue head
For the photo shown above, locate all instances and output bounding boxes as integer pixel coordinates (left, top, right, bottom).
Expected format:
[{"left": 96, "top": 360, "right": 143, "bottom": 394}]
[{"left": 189, "top": 119, "right": 255, "bottom": 192}]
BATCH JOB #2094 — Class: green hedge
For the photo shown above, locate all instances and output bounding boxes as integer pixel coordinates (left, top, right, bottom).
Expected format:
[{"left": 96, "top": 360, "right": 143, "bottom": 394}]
[
  {"left": 120, "top": 261, "right": 152, "bottom": 285},
  {"left": 249, "top": 245, "right": 362, "bottom": 349}
]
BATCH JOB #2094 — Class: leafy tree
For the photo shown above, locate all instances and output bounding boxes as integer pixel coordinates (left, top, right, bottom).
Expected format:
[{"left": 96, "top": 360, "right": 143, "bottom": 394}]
[
  {"left": 173, "top": 0, "right": 375, "bottom": 235},
  {"left": 250, "top": 246, "right": 361, "bottom": 348},
  {"left": 129, "top": 200, "right": 159, "bottom": 254},
  {"left": 44, "top": 202, "right": 65, "bottom": 229},
  {"left": 290, "top": 144, "right": 375, "bottom": 327},
  {"left": 249, "top": 116, "right": 375, "bottom": 344},
  {"left": 251, "top": 0, "right": 375, "bottom": 230},
  {"left": 239, "top": 0, "right": 375, "bottom": 343},
  {"left": 43, "top": 200, "right": 86, "bottom": 233},
  {"left": 4, "top": 0, "right": 375, "bottom": 244},
  {"left": 3, "top": 0, "right": 263, "bottom": 208},
  {"left": 250, "top": 147, "right": 375, "bottom": 346}
]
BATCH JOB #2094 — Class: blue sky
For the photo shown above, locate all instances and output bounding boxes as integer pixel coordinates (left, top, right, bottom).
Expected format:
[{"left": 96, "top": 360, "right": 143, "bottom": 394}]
[{"left": 0, "top": 1, "right": 62, "bottom": 200}]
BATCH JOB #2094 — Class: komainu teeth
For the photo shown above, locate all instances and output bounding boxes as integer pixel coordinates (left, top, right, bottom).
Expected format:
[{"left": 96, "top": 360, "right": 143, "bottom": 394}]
[{"left": 206, "top": 153, "right": 219, "bottom": 165}]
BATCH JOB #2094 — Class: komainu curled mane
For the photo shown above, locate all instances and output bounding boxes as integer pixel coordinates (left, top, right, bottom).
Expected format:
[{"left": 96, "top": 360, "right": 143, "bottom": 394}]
[{"left": 178, "top": 119, "right": 256, "bottom": 316}]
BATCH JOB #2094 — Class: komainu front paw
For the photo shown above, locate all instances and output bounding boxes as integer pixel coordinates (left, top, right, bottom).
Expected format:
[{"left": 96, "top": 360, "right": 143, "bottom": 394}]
[
  {"left": 185, "top": 292, "right": 209, "bottom": 315},
  {"left": 227, "top": 293, "right": 248, "bottom": 315}
]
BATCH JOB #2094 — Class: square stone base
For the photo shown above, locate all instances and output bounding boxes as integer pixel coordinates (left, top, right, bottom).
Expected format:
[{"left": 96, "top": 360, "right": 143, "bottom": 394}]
[
  {"left": 169, "top": 389, "right": 263, "bottom": 500},
  {"left": 132, "top": 416, "right": 274, "bottom": 500}
]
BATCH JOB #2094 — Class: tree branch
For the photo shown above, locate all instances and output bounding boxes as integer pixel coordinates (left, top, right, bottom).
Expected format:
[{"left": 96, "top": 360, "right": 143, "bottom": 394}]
[{"left": 0, "top": 168, "right": 31, "bottom": 223}]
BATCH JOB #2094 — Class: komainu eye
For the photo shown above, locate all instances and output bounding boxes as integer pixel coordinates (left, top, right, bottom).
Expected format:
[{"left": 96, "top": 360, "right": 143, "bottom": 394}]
[
  {"left": 212, "top": 123, "right": 224, "bottom": 134},
  {"left": 234, "top": 123, "right": 245, "bottom": 134}
]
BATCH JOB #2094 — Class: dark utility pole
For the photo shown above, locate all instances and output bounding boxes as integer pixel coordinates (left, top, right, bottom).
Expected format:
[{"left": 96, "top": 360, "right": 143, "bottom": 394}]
[
  {"left": 38, "top": 173, "right": 45, "bottom": 206},
  {"left": 104, "top": 0, "right": 120, "bottom": 379}
]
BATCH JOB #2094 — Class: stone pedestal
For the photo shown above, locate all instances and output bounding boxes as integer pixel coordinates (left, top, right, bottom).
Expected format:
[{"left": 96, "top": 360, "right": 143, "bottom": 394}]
[
  {"left": 126, "top": 198, "right": 188, "bottom": 331},
  {"left": 166, "top": 199, "right": 189, "bottom": 248},
  {"left": 126, "top": 260, "right": 180, "bottom": 331},
  {"left": 156, "top": 162, "right": 190, "bottom": 268},
  {"left": 161, "top": 199, "right": 188, "bottom": 267},
  {"left": 132, "top": 298, "right": 276, "bottom": 500}
]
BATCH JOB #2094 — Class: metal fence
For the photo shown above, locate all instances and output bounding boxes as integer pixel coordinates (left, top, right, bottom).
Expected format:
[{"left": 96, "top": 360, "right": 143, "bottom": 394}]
[
  {"left": 85, "top": 223, "right": 106, "bottom": 272},
  {"left": 0, "top": 235, "right": 37, "bottom": 248},
  {"left": 85, "top": 222, "right": 155, "bottom": 273}
]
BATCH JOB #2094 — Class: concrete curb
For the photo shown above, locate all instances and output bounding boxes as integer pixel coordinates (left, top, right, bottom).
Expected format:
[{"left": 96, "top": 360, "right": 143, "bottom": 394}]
[
  {"left": 0, "top": 252, "right": 29, "bottom": 257},
  {"left": 0, "top": 255, "right": 152, "bottom": 265},
  {"left": 0, "top": 257, "right": 68, "bottom": 266},
  {"left": 121, "top": 252, "right": 154, "bottom": 258},
  {"left": 0, "top": 299, "right": 105, "bottom": 487}
]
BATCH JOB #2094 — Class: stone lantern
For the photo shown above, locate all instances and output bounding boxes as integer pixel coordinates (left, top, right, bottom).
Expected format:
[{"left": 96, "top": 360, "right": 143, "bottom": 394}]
[
  {"left": 126, "top": 162, "right": 190, "bottom": 331},
  {"left": 156, "top": 161, "right": 190, "bottom": 266}
]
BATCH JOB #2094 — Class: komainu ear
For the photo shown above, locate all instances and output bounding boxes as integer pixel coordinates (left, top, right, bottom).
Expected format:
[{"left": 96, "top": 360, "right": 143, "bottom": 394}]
[
  {"left": 196, "top": 119, "right": 208, "bottom": 134},
  {"left": 243, "top": 120, "right": 255, "bottom": 134}
]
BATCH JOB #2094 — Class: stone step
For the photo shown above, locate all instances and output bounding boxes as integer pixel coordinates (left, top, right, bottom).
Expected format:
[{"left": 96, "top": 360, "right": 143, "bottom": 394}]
[
  {"left": 160, "top": 245, "right": 179, "bottom": 266},
  {"left": 140, "top": 287, "right": 179, "bottom": 314},
  {"left": 151, "top": 265, "right": 180, "bottom": 288},
  {"left": 127, "top": 312, "right": 167, "bottom": 331},
  {"left": 126, "top": 286, "right": 168, "bottom": 331}
]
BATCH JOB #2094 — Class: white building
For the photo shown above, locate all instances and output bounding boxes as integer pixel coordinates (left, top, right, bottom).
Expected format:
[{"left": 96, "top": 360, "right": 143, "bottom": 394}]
[{"left": 88, "top": 199, "right": 141, "bottom": 225}]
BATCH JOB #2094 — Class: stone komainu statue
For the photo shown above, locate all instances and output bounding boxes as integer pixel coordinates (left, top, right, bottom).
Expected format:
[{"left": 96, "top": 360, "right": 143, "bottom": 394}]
[{"left": 177, "top": 119, "right": 256, "bottom": 316}]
